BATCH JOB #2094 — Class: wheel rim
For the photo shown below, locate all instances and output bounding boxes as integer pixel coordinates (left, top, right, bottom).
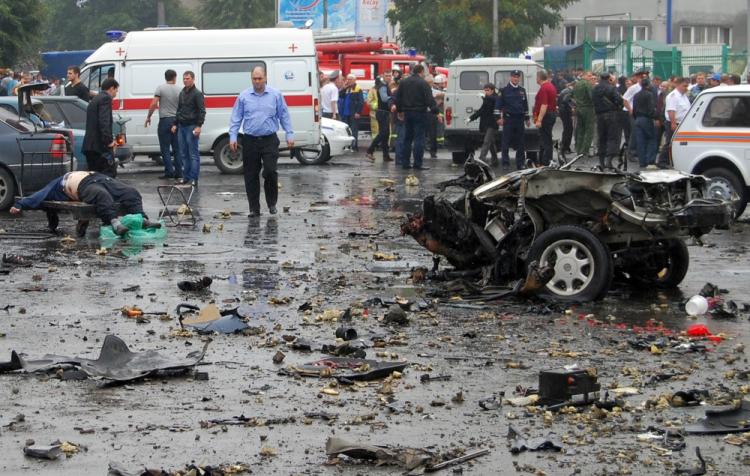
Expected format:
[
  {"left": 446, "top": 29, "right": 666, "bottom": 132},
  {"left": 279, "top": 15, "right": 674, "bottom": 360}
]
[
  {"left": 297, "top": 145, "right": 322, "bottom": 161},
  {"left": 539, "top": 239, "right": 595, "bottom": 297},
  {"left": 0, "top": 175, "right": 8, "bottom": 201},
  {"left": 707, "top": 177, "right": 735, "bottom": 201},
  {"left": 220, "top": 145, "right": 243, "bottom": 171}
]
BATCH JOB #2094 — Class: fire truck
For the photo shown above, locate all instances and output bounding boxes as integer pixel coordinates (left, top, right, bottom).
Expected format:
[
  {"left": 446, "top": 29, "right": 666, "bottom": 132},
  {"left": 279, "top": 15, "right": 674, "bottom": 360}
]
[{"left": 315, "top": 40, "right": 447, "bottom": 130}]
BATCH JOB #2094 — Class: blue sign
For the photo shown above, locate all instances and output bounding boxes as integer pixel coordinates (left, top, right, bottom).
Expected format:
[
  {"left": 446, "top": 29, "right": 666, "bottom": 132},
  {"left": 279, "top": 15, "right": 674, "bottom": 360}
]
[{"left": 279, "top": 0, "right": 357, "bottom": 31}]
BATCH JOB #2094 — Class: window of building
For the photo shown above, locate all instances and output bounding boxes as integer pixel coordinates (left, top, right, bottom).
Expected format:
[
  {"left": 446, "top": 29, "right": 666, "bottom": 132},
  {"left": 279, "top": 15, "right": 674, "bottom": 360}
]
[
  {"left": 703, "top": 96, "right": 750, "bottom": 127},
  {"left": 459, "top": 71, "right": 489, "bottom": 90},
  {"left": 564, "top": 25, "right": 577, "bottom": 45},
  {"left": 610, "top": 25, "right": 624, "bottom": 43},
  {"left": 594, "top": 25, "right": 609, "bottom": 42},
  {"left": 680, "top": 26, "right": 732, "bottom": 45},
  {"left": 633, "top": 26, "right": 648, "bottom": 41},
  {"left": 202, "top": 61, "right": 266, "bottom": 95}
]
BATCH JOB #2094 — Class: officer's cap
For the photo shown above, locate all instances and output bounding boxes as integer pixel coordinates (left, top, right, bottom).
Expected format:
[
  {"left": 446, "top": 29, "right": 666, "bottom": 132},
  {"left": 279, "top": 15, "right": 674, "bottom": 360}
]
[
  {"left": 510, "top": 70, "right": 522, "bottom": 77},
  {"left": 710, "top": 73, "right": 721, "bottom": 81}
]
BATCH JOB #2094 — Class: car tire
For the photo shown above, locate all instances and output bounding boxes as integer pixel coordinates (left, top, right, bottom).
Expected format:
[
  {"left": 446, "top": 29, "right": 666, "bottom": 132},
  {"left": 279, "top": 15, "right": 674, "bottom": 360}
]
[
  {"left": 293, "top": 138, "right": 330, "bottom": 165},
  {"left": 628, "top": 239, "right": 689, "bottom": 289},
  {"left": 0, "top": 167, "right": 17, "bottom": 211},
  {"left": 527, "top": 225, "right": 613, "bottom": 302},
  {"left": 213, "top": 137, "right": 244, "bottom": 175},
  {"left": 703, "top": 167, "right": 747, "bottom": 217}
]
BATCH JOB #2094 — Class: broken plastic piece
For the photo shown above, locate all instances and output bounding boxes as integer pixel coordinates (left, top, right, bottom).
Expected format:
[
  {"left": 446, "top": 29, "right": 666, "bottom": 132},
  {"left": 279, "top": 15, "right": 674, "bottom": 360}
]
[
  {"left": 507, "top": 425, "right": 563, "bottom": 454},
  {"left": 23, "top": 444, "right": 62, "bottom": 460},
  {"left": 283, "top": 357, "right": 407, "bottom": 382},
  {"left": 325, "top": 437, "right": 436, "bottom": 471},
  {"left": 685, "top": 399, "right": 750, "bottom": 434}
]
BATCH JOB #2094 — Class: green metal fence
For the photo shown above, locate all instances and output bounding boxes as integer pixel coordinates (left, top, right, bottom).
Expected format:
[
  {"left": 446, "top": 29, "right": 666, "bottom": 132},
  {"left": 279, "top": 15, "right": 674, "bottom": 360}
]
[{"left": 545, "top": 40, "right": 747, "bottom": 77}]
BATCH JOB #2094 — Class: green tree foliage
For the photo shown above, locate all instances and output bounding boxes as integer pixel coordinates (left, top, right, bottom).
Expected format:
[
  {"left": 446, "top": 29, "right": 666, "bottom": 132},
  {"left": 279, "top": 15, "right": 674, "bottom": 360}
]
[
  {"left": 42, "top": 0, "right": 193, "bottom": 51},
  {"left": 0, "top": 0, "right": 46, "bottom": 66},
  {"left": 387, "top": 0, "right": 573, "bottom": 65},
  {"left": 194, "top": 0, "right": 275, "bottom": 29}
]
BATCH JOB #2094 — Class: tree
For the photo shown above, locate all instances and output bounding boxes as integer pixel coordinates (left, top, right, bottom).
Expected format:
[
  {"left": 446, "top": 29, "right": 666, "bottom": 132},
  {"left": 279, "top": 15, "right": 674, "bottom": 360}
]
[
  {"left": 194, "top": 0, "right": 275, "bottom": 30},
  {"left": 0, "top": 0, "right": 46, "bottom": 66},
  {"left": 387, "top": 0, "right": 574, "bottom": 65},
  {"left": 41, "top": 0, "right": 193, "bottom": 51}
]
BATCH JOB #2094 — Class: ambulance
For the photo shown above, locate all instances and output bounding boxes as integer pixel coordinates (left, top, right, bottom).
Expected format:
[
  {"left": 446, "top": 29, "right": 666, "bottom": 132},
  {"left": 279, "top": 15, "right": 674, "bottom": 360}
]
[{"left": 77, "top": 27, "right": 320, "bottom": 174}]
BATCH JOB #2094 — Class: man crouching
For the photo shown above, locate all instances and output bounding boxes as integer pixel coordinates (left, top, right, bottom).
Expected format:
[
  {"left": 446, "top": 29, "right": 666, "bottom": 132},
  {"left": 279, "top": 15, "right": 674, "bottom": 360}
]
[{"left": 10, "top": 171, "right": 158, "bottom": 236}]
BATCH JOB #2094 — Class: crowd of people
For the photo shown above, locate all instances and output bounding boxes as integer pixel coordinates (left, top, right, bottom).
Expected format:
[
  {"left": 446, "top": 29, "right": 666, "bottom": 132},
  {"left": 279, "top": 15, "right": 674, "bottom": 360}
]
[
  {"left": 0, "top": 69, "right": 63, "bottom": 96},
  {"left": 319, "top": 65, "right": 446, "bottom": 170}
]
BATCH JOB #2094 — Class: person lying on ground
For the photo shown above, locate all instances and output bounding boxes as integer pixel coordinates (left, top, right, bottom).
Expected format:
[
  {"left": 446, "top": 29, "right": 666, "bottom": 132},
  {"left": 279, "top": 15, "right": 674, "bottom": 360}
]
[{"left": 9, "top": 171, "right": 159, "bottom": 236}]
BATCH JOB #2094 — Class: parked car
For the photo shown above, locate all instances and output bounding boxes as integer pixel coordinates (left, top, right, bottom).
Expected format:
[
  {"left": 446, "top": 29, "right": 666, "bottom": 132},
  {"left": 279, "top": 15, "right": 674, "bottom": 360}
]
[
  {"left": 672, "top": 85, "right": 750, "bottom": 217},
  {"left": 402, "top": 157, "right": 733, "bottom": 302},
  {"left": 210, "top": 116, "right": 354, "bottom": 172},
  {"left": 0, "top": 108, "right": 74, "bottom": 210},
  {"left": 0, "top": 88, "right": 132, "bottom": 171}
]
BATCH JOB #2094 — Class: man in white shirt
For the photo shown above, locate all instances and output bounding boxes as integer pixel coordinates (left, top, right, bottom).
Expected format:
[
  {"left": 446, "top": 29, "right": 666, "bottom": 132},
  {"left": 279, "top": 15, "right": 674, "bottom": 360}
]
[
  {"left": 657, "top": 77, "right": 690, "bottom": 168},
  {"left": 320, "top": 71, "right": 340, "bottom": 119}
]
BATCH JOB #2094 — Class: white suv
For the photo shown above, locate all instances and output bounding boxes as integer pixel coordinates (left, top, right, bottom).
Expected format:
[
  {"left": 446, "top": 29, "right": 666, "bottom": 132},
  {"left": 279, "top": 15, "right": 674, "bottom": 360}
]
[{"left": 672, "top": 85, "right": 750, "bottom": 216}]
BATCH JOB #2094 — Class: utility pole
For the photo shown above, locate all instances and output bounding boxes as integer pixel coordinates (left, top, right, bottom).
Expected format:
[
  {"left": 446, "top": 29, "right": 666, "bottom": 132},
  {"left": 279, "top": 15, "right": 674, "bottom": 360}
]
[
  {"left": 157, "top": 0, "right": 165, "bottom": 26},
  {"left": 324, "top": 0, "right": 328, "bottom": 29},
  {"left": 492, "top": 0, "right": 499, "bottom": 56}
]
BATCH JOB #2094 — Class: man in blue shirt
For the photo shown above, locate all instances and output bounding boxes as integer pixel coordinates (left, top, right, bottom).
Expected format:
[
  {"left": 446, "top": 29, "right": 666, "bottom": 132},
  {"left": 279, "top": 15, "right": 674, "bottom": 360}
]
[{"left": 229, "top": 67, "right": 294, "bottom": 218}]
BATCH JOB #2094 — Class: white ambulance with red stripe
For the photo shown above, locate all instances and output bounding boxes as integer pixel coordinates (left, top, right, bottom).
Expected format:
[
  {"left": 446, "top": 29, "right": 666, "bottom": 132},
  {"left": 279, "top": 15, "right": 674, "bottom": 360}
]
[{"left": 78, "top": 27, "right": 320, "bottom": 174}]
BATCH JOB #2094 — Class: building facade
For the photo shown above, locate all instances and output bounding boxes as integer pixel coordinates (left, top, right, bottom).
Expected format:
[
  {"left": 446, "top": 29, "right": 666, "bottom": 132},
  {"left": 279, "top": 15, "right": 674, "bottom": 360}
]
[{"left": 540, "top": 0, "right": 747, "bottom": 51}]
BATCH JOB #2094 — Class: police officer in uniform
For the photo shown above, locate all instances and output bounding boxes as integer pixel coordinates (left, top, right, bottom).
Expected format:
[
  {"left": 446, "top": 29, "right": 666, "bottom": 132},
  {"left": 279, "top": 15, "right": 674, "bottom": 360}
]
[
  {"left": 495, "top": 70, "right": 529, "bottom": 169},
  {"left": 592, "top": 72, "right": 624, "bottom": 170}
]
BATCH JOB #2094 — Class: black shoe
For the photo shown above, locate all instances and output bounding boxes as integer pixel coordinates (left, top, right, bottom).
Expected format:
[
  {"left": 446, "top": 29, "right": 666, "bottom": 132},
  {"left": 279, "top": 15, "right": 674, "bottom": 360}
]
[
  {"left": 402, "top": 165, "right": 412, "bottom": 170},
  {"left": 190, "top": 180, "right": 198, "bottom": 187},
  {"left": 268, "top": 206, "right": 277, "bottom": 215},
  {"left": 430, "top": 154, "right": 438, "bottom": 159},
  {"left": 383, "top": 156, "right": 393, "bottom": 162},
  {"left": 248, "top": 210, "right": 261, "bottom": 218},
  {"left": 413, "top": 165, "right": 430, "bottom": 170},
  {"left": 142, "top": 219, "right": 162, "bottom": 229}
]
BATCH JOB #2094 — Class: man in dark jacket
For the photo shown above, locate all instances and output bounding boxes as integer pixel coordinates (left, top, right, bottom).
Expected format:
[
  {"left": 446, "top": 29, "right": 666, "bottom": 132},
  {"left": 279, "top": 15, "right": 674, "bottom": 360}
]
[
  {"left": 393, "top": 64, "right": 437, "bottom": 170},
  {"left": 592, "top": 72, "right": 624, "bottom": 169},
  {"left": 468, "top": 83, "right": 499, "bottom": 164},
  {"left": 82, "top": 78, "right": 118, "bottom": 177},
  {"left": 338, "top": 74, "right": 364, "bottom": 151},
  {"left": 557, "top": 81, "right": 575, "bottom": 158},
  {"left": 632, "top": 78, "right": 657, "bottom": 167},
  {"left": 495, "top": 70, "right": 529, "bottom": 169},
  {"left": 365, "top": 76, "right": 392, "bottom": 162},
  {"left": 171, "top": 71, "right": 206, "bottom": 187}
]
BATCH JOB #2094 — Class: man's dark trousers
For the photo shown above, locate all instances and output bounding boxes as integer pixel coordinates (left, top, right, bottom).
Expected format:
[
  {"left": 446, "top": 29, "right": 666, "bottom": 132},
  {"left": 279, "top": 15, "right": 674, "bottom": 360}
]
[
  {"left": 77, "top": 174, "right": 144, "bottom": 224},
  {"left": 158, "top": 117, "right": 181, "bottom": 178},
  {"left": 634, "top": 116, "right": 656, "bottom": 167},
  {"left": 657, "top": 121, "right": 673, "bottom": 167},
  {"left": 242, "top": 134, "right": 279, "bottom": 213},
  {"left": 85, "top": 152, "right": 116, "bottom": 178},
  {"left": 501, "top": 116, "right": 525, "bottom": 169},
  {"left": 596, "top": 111, "right": 621, "bottom": 166},
  {"left": 538, "top": 112, "right": 556, "bottom": 166},
  {"left": 402, "top": 111, "right": 427, "bottom": 168}
]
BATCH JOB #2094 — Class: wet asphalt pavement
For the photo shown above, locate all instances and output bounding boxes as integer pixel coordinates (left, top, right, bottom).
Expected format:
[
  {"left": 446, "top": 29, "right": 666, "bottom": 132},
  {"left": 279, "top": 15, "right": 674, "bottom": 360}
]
[{"left": 1, "top": 146, "right": 750, "bottom": 475}]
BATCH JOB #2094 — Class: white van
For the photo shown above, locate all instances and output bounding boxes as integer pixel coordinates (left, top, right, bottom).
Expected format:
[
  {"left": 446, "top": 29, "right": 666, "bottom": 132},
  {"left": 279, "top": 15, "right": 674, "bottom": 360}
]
[
  {"left": 671, "top": 85, "right": 750, "bottom": 216},
  {"left": 444, "top": 58, "right": 544, "bottom": 162},
  {"left": 78, "top": 27, "right": 320, "bottom": 174}
]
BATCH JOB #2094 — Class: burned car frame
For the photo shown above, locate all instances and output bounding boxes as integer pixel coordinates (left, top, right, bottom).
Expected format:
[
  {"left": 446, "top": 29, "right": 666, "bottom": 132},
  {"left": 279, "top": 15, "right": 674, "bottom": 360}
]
[{"left": 402, "top": 159, "right": 733, "bottom": 301}]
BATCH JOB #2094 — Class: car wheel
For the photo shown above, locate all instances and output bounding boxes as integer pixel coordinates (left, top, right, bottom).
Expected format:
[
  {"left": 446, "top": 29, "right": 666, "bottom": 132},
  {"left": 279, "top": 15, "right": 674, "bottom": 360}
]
[
  {"left": 628, "top": 239, "right": 689, "bottom": 289},
  {"left": 527, "top": 225, "right": 613, "bottom": 302},
  {"left": 0, "top": 167, "right": 17, "bottom": 210},
  {"left": 293, "top": 138, "right": 330, "bottom": 165},
  {"left": 703, "top": 167, "right": 747, "bottom": 217},
  {"left": 213, "top": 137, "right": 243, "bottom": 175}
]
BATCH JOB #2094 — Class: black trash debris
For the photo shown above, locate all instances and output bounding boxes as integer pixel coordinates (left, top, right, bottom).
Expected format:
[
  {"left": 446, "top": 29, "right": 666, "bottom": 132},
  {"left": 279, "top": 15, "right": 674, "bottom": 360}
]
[
  {"left": 672, "top": 389, "right": 709, "bottom": 407},
  {"left": 335, "top": 326, "right": 357, "bottom": 340},
  {"left": 178, "top": 303, "right": 250, "bottom": 334},
  {"left": 2, "top": 254, "right": 32, "bottom": 267},
  {"left": 177, "top": 276, "right": 212, "bottom": 292},
  {"left": 23, "top": 444, "right": 62, "bottom": 460},
  {"left": 675, "top": 447, "right": 707, "bottom": 476},
  {"left": 710, "top": 300, "right": 740, "bottom": 319},
  {"left": 685, "top": 399, "right": 750, "bottom": 434},
  {"left": 538, "top": 368, "right": 600, "bottom": 406},
  {"left": 699, "top": 282, "right": 726, "bottom": 298},
  {"left": 325, "top": 436, "right": 436, "bottom": 471},
  {"left": 321, "top": 340, "right": 367, "bottom": 358},
  {"left": 0, "top": 335, "right": 209, "bottom": 383},
  {"left": 507, "top": 425, "right": 563, "bottom": 454},
  {"left": 281, "top": 357, "right": 407, "bottom": 382},
  {"left": 478, "top": 395, "right": 502, "bottom": 411}
]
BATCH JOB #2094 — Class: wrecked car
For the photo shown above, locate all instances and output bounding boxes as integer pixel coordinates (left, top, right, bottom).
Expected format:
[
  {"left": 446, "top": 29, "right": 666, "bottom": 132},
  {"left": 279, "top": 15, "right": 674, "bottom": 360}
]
[{"left": 402, "top": 159, "right": 733, "bottom": 301}]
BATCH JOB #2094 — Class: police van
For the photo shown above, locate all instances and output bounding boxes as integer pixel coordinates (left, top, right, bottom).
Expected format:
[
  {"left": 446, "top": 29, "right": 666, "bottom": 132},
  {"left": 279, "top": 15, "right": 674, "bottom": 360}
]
[
  {"left": 443, "top": 58, "right": 544, "bottom": 162},
  {"left": 77, "top": 27, "right": 320, "bottom": 174}
]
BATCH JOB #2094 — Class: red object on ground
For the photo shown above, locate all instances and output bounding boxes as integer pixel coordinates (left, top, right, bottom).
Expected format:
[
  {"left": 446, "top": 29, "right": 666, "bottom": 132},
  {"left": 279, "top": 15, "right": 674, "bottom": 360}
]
[{"left": 687, "top": 324, "right": 711, "bottom": 337}]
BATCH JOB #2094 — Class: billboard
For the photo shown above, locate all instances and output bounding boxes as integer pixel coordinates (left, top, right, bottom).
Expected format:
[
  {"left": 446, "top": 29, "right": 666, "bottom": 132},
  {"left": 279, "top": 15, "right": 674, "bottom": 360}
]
[{"left": 278, "top": 0, "right": 387, "bottom": 37}]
